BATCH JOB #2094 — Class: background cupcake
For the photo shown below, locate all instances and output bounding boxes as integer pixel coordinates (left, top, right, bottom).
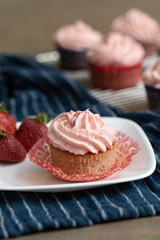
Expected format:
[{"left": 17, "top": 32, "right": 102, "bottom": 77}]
[
  {"left": 111, "top": 8, "right": 160, "bottom": 56},
  {"left": 53, "top": 20, "right": 103, "bottom": 69},
  {"left": 143, "top": 59, "right": 160, "bottom": 109},
  {"left": 87, "top": 32, "right": 145, "bottom": 90}
]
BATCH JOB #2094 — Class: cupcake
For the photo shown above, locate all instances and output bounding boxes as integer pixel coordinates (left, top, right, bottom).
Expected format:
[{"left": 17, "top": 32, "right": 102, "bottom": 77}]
[
  {"left": 28, "top": 109, "right": 141, "bottom": 182},
  {"left": 143, "top": 59, "right": 160, "bottom": 109},
  {"left": 47, "top": 109, "right": 118, "bottom": 175},
  {"left": 87, "top": 32, "right": 145, "bottom": 90},
  {"left": 53, "top": 20, "right": 103, "bottom": 69},
  {"left": 111, "top": 8, "right": 160, "bottom": 56}
]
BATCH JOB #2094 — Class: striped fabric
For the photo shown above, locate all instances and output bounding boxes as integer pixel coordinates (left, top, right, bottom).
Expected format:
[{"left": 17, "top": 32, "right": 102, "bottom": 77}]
[{"left": 0, "top": 54, "right": 160, "bottom": 238}]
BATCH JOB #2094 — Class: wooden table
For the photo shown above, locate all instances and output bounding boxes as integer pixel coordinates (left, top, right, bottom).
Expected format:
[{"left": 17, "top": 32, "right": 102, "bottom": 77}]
[{"left": 1, "top": 1, "right": 160, "bottom": 239}]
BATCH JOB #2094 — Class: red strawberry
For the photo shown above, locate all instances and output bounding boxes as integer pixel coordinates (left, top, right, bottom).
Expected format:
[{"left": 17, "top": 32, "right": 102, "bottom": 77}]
[
  {"left": 0, "top": 122, "right": 7, "bottom": 132},
  {"left": 16, "top": 112, "right": 51, "bottom": 152},
  {"left": 0, "top": 102, "right": 16, "bottom": 135},
  {"left": 0, "top": 130, "right": 27, "bottom": 163}
]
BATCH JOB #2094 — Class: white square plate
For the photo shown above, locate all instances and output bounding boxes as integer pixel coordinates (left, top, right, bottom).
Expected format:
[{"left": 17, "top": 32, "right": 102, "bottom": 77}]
[{"left": 0, "top": 117, "right": 156, "bottom": 192}]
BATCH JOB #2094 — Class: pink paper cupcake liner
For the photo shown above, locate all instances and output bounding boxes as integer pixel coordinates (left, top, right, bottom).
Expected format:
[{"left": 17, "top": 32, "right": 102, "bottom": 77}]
[
  {"left": 88, "top": 62, "right": 142, "bottom": 90},
  {"left": 28, "top": 131, "right": 141, "bottom": 182}
]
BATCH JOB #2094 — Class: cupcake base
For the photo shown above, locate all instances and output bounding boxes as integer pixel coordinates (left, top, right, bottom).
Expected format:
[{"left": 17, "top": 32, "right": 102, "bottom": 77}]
[
  {"left": 57, "top": 45, "right": 87, "bottom": 70},
  {"left": 145, "top": 85, "right": 160, "bottom": 109},
  {"left": 49, "top": 143, "right": 118, "bottom": 176},
  {"left": 141, "top": 41, "right": 157, "bottom": 57},
  {"left": 88, "top": 62, "right": 142, "bottom": 90},
  {"left": 28, "top": 131, "right": 140, "bottom": 182}
]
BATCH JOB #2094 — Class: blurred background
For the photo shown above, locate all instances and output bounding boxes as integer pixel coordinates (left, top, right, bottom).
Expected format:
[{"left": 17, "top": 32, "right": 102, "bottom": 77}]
[{"left": 1, "top": 0, "right": 160, "bottom": 56}]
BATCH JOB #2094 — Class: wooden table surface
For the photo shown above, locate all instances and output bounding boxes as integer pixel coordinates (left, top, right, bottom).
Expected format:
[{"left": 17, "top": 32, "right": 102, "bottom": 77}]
[{"left": 1, "top": 0, "right": 160, "bottom": 239}]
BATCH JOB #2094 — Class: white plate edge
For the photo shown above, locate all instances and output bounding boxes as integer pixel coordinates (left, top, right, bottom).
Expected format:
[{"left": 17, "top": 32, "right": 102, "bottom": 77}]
[{"left": 0, "top": 117, "right": 156, "bottom": 192}]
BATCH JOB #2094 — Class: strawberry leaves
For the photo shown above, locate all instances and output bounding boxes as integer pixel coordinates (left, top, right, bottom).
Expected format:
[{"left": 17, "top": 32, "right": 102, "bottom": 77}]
[
  {"left": 28, "top": 112, "right": 51, "bottom": 124},
  {"left": 0, "top": 102, "right": 8, "bottom": 114}
]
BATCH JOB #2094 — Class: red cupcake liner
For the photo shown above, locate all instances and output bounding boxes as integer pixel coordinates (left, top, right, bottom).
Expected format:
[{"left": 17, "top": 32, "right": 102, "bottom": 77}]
[
  {"left": 28, "top": 132, "right": 141, "bottom": 182},
  {"left": 88, "top": 62, "right": 141, "bottom": 72},
  {"left": 88, "top": 62, "right": 142, "bottom": 90}
]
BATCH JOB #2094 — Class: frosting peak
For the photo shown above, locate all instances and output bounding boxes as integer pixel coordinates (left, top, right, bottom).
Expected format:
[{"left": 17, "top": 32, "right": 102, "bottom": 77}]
[
  {"left": 112, "top": 8, "right": 160, "bottom": 44},
  {"left": 87, "top": 32, "right": 145, "bottom": 66},
  {"left": 48, "top": 110, "right": 118, "bottom": 155},
  {"left": 54, "top": 20, "right": 102, "bottom": 51}
]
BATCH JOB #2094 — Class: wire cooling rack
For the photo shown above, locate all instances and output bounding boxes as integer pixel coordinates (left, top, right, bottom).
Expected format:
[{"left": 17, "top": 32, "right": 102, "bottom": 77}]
[{"left": 36, "top": 51, "right": 159, "bottom": 112}]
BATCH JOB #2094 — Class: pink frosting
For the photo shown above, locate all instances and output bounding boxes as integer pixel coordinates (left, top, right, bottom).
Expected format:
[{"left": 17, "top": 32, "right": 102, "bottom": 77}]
[
  {"left": 143, "top": 59, "right": 160, "bottom": 88},
  {"left": 112, "top": 8, "right": 160, "bottom": 44},
  {"left": 54, "top": 20, "right": 103, "bottom": 51},
  {"left": 48, "top": 109, "right": 118, "bottom": 155},
  {"left": 87, "top": 32, "right": 145, "bottom": 66}
]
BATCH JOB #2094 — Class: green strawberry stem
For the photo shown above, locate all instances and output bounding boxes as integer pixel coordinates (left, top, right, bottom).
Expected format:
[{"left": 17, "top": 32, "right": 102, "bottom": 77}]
[
  {"left": 28, "top": 112, "right": 51, "bottom": 124},
  {"left": 0, "top": 102, "right": 8, "bottom": 113},
  {"left": 0, "top": 130, "right": 7, "bottom": 136}
]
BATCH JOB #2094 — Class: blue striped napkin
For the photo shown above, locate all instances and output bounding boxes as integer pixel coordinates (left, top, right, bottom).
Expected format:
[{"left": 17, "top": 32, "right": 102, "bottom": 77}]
[{"left": 0, "top": 54, "right": 160, "bottom": 239}]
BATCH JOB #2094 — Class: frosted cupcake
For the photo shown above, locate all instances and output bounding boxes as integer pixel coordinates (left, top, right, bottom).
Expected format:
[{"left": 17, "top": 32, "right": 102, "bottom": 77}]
[
  {"left": 47, "top": 109, "right": 118, "bottom": 176},
  {"left": 53, "top": 20, "right": 103, "bottom": 69},
  {"left": 28, "top": 109, "right": 141, "bottom": 182},
  {"left": 143, "top": 59, "right": 160, "bottom": 109},
  {"left": 111, "top": 8, "right": 160, "bottom": 56},
  {"left": 87, "top": 32, "right": 145, "bottom": 90}
]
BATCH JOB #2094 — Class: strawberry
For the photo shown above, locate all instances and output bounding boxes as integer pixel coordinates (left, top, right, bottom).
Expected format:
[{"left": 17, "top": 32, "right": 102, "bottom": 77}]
[
  {"left": 0, "top": 122, "right": 7, "bottom": 132},
  {"left": 0, "top": 102, "right": 16, "bottom": 135},
  {"left": 16, "top": 112, "right": 51, "bottom": 152},
  {"left": 0, "top": 130, "right": 27, "bottom": 162}
]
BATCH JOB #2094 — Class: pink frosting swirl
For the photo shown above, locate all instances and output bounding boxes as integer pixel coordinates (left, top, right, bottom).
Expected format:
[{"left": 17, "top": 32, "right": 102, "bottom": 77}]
[
  {"left": 54, "top": 20, "right": 103, "bottom": 51},
  {"left": 143, "top": 59, "right": 160, "bottom": 88},
  {"left": 48, "top": 109, "right": 118, "bottom": 155},
  {"left": 112, "top": 8, "right": 160, "bottom": 44},
  {"left": 87, "top": 32, "right": 145, "bottom": 66}
]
